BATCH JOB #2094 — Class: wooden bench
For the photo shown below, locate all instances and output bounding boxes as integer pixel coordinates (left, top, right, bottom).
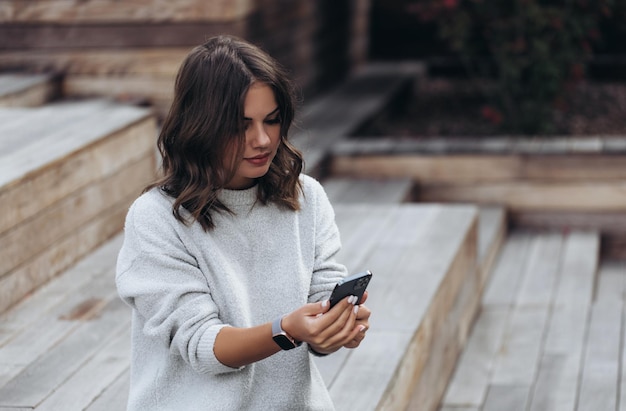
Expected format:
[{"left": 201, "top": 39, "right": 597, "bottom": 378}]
[{"left": 0, "top": 97, "right": 157, "bottom": 313}]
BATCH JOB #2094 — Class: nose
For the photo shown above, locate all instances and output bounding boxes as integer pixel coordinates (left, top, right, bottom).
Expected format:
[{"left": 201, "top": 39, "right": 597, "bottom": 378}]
[{"left": 248, "top": 122, "right": 271, "bottom": 148}]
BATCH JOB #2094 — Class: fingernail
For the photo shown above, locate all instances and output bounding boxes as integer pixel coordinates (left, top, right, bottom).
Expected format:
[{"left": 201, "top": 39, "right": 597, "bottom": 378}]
[
  {"left": 316, "top": 313, "right": 323, "bottom": 318},
  {"left": 351, "top": 295, "right": 358, "bottom": 305},
  {"left": 359, "top": 325, "right": 366, "bottom": 332},
  {"left": 321, "top": 300, "right": 328, "bottom": 308},
  {"left": 353, "top": 305, "right": 359, "bottom": 314}
]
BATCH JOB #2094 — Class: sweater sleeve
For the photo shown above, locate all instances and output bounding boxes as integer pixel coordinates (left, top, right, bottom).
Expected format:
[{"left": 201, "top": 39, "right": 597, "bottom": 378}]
[
  {"left": 306, "top": 177, "right": 348, "bottom": 303},
  {"left": 116, "top": 195, "right": 240, "bottom": 376}
]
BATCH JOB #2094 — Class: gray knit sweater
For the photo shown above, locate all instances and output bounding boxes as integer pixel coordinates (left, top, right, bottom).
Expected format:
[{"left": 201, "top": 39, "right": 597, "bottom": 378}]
[{"left": 116, "top": 175, "right": 347, "bottom": 410}]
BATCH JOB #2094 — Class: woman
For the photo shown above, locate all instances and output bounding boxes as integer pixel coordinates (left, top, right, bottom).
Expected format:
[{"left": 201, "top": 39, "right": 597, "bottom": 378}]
[{"left": 116, "top": 35, "right": 371, "bottom": 410}]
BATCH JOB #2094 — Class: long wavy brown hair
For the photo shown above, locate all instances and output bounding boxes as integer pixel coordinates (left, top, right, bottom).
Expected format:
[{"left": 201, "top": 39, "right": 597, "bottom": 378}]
[{"left": 147, "top": 35, "right": 304, "bottom": 230}]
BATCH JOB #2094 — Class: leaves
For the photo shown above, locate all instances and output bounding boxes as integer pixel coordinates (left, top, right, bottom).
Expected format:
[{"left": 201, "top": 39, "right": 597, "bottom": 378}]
[{"left": 416, "top": 0, "right": 614, "bottom": 133}]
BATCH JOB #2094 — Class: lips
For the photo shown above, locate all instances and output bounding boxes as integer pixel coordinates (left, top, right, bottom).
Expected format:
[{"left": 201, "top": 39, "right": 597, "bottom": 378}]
[{"left": 244, "top": 152, "right": 271, "bottom": 166}]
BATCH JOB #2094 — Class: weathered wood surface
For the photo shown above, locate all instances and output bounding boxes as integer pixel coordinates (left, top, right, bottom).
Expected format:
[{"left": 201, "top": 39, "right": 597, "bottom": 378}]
[
  {"left": 0, "top": 73, "right": 58, "bottom": 107},
  {"left": 0, "top": 0, "right": 253, "bottom": 23},
  {"left": 0, "top": 99, "right": 156, "bottom": 313},
  {"left": 0, "top": 99, "right": 153, "bottom": 190},
  {"left": 0, "top": 203, "right": 482, "bottom": 411},
  {"left": 440, "top": 229, "right": 618, "bottom": 411},
  {"left": 330, "top": 150, "right": 626, "bottom": 214},
  {"left": 0, "top": 48, "right": 187, "bottom": 76},
  {"left": 322, "top": 177, "right": 414, "bottom": 204},
  {"left": 291, "top": 62, "right": 425, "bottom": 175},
  {"left": 0, "top": 114, "right": 155, "bottom": 235}
]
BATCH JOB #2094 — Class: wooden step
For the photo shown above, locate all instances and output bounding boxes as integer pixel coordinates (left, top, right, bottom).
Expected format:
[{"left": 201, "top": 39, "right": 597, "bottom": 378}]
[
  {"left": 316, "top": 203, "right": 480, "bottom": 411},
  {"left": 291, "top": 62, "right": 425, "bottom": 176},
  {"left": 441, "top": 230, "right": 601, "bottom": 410},
  {"left": 0, "top": 202, "right": 480, "bottom": 411},
  {"left": 0, "top": 99, "right": 157, "bottom": 313},
  {"left": 322, "top": 177, "right": 415, "bottom": 204},
  {"left": 0, "top": 73, "right": 60, "bottom": 107}
]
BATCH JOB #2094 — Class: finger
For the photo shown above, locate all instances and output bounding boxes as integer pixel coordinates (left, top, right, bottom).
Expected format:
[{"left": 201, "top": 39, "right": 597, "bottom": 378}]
[
  {"left": 310, "top": 298, "right": 358, "bottom": 349},
  {"left": 321, "top": 301, "right": 361, "bottom": 347},
  {"left": 359, "top": 291, "right": 369, "bottom": 305}
]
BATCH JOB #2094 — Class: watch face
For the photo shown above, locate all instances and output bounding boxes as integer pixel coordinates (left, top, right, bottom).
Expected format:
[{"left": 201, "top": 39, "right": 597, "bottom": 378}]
[{"left": 273, "top": 334, "right": 297, "bottom": 350}]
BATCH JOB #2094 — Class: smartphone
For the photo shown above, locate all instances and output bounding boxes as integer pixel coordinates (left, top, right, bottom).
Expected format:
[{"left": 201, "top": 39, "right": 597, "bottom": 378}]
[{"left": 328, "top": 270, "right": 373, "bottom": 308}]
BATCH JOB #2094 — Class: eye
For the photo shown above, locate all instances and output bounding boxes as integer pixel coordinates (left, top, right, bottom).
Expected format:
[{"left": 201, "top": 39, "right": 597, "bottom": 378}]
[{"left": 265, "top": 117, "right": 281, "bottom": 125}]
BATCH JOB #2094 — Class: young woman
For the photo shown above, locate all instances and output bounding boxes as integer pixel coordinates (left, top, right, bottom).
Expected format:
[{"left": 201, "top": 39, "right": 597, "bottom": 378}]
[{"left": 116, "top": 35, "right": 371, "bottom": 410}]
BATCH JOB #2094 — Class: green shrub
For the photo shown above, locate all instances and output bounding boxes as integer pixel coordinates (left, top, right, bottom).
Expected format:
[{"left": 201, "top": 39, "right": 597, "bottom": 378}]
[{"left": 414, "top": 0, "right": 614, "bottom": 134}]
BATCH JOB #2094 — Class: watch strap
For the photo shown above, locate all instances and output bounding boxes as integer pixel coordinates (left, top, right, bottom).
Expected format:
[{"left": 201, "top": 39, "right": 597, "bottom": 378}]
[{"left": 272, "top": 316, "right": 301, "bottom": 350}]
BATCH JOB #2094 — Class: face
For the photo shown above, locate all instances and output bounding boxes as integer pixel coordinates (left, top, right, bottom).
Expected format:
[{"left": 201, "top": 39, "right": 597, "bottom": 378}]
[{"left": 225, "top": 82, "right": 282, "bottom": 190}]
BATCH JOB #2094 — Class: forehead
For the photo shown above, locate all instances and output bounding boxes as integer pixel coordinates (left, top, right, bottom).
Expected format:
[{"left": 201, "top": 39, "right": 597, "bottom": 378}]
[{"left": 244, "top": 83, "right": 277, "bottom": 115}]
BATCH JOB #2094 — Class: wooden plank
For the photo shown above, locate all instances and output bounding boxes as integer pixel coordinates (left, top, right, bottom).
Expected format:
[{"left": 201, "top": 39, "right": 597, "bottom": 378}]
[
  {"left": 516, "top": 232, "right": 562, "bottom": 307},
  {"left": 490, "top": 307, "right": 549, "bottom": 385},
  {"left": 529, "top": 304, "right": 589, "bottom": 411},
  {"left": 326, "top": 205, "right": 478, "bottom": 411},
  {"left": 330, "top": 152, "right": 626, "bottom": 182},
  {"left": 0, "top": 73, "right": 58, "bottom": 107},
  {"left": 0, "top": 154, "right": 154, "bottom": 278},
  {"left": 0, "top": 21, "right": 247, "bottom": 50},
  {"left": 577, "top": 301, "right": 622, "bottom": 411},
  {"left": 322, "top": 177, "right": 413, "bottom": 204},
  {"left": 511, "top": 211, "right": 626, "bottom": 235},
  {"left": 0, "top": 48, "right": 188, "bottom": 76},
  {"left": 482, "top": 385, "right": 531, "bottom": 411},
  {"left": 84, "top": 368, "right": 129, "bottom": 411},
  {"left": 0, "top": 192, "right": 135, "bottom": 314},
  {"left": 0, "top": 101, "right": 108, "bottom": 156},
  {"left": 419, "top": 181, "right": 626, "bottom": 212},
  {"left": 292, "top": 62, "right": 422, "bottom": 172},
  {"left": 0, "top": 234, "right": 123, "bottom": 346},
  {"left": 0, "top": 287, "right": 121, "bottom": 388},
  {"left": 482, "top": 232, "right": 532, "bottom": 307},
  {"left": 442, "top": 307, "right": 510, "bottom": 407},
  {"left": 0, "top": 297, "right": 130, "bottom": 407},
  {"left": 316, "top": 205, "right": 435, "bottom": 386},
  {"left": 36, "top": 327, "right": 131, "bottom": 411},
  {"left": 554, "top": 231, "right": 600, "bottom": 306},
  {"left": 334, "top": 205, "right": 399, "bottom": 274},
  {"left": 477, "top": 206, "right": 507, "bottom": 290},
  {"left": 0, "top": 100, "right": 152, "bottom": 189},
  {"left": 595, "top": 260, "right": 626, "bottom": 303},
  {"left": 64, "top": 74, "right": 175, "bottom": 103},
  {"left": 406, "top": 229, "right": 480, "bottom": 411},
  {"left": 0, "top": 0, "right": 253, "bottom": 23},
  {"left": 0, "top": 114, "right": 155, "bottom": 235}
]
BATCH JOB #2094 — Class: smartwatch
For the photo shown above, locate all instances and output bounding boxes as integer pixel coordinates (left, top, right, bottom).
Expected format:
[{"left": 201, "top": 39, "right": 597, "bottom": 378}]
[{"left": 272, "top": 316, "right": 301, "bottom": 350}]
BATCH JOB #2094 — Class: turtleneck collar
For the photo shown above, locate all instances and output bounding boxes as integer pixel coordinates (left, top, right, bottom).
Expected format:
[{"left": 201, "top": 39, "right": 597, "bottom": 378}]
[{"left": 217, "top": 184, "right": 259, "bottom": 207}]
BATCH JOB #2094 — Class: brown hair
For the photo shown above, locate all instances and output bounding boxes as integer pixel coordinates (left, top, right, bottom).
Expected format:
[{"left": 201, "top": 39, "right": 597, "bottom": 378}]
[{"left": 148, "top": 35, "right": 303, "bottom": 230}]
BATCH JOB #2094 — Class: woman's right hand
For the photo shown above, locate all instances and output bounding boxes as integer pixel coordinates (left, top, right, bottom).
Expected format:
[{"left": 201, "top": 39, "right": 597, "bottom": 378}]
[{"left": 281, "top": 297, "right": 363, "bottom": 355}]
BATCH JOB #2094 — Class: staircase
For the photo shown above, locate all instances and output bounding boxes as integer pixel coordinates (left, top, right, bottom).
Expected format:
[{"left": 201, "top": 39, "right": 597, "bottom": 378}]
[{"left": 0, "top": 73, "right": 158, "bottom": 314}]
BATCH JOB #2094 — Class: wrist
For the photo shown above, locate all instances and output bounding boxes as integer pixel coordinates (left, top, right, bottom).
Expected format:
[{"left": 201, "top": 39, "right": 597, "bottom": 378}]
[{"left": 271, "top": 315, "right": 301, "bottom": 350}]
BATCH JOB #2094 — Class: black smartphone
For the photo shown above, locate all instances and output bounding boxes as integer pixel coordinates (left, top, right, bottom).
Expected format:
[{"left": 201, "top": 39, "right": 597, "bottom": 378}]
[{"left": 328, "top": 270, "right": 373, "bottom": 308}]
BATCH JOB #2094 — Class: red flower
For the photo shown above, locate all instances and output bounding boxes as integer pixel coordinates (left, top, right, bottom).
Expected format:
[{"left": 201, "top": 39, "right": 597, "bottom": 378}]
[{"left": 481, "top": 105, "right": 503, "bottom": 125}]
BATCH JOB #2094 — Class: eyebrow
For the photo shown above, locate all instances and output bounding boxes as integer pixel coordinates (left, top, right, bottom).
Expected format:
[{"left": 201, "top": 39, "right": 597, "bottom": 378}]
[{"left": 243, "top": 107, "right": 280, "bottom": 121}]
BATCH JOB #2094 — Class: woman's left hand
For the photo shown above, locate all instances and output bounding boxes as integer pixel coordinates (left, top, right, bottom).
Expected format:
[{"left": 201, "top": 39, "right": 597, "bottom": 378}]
[{"left": 343, "top": 291, "right": 370, "bottom": 349}]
